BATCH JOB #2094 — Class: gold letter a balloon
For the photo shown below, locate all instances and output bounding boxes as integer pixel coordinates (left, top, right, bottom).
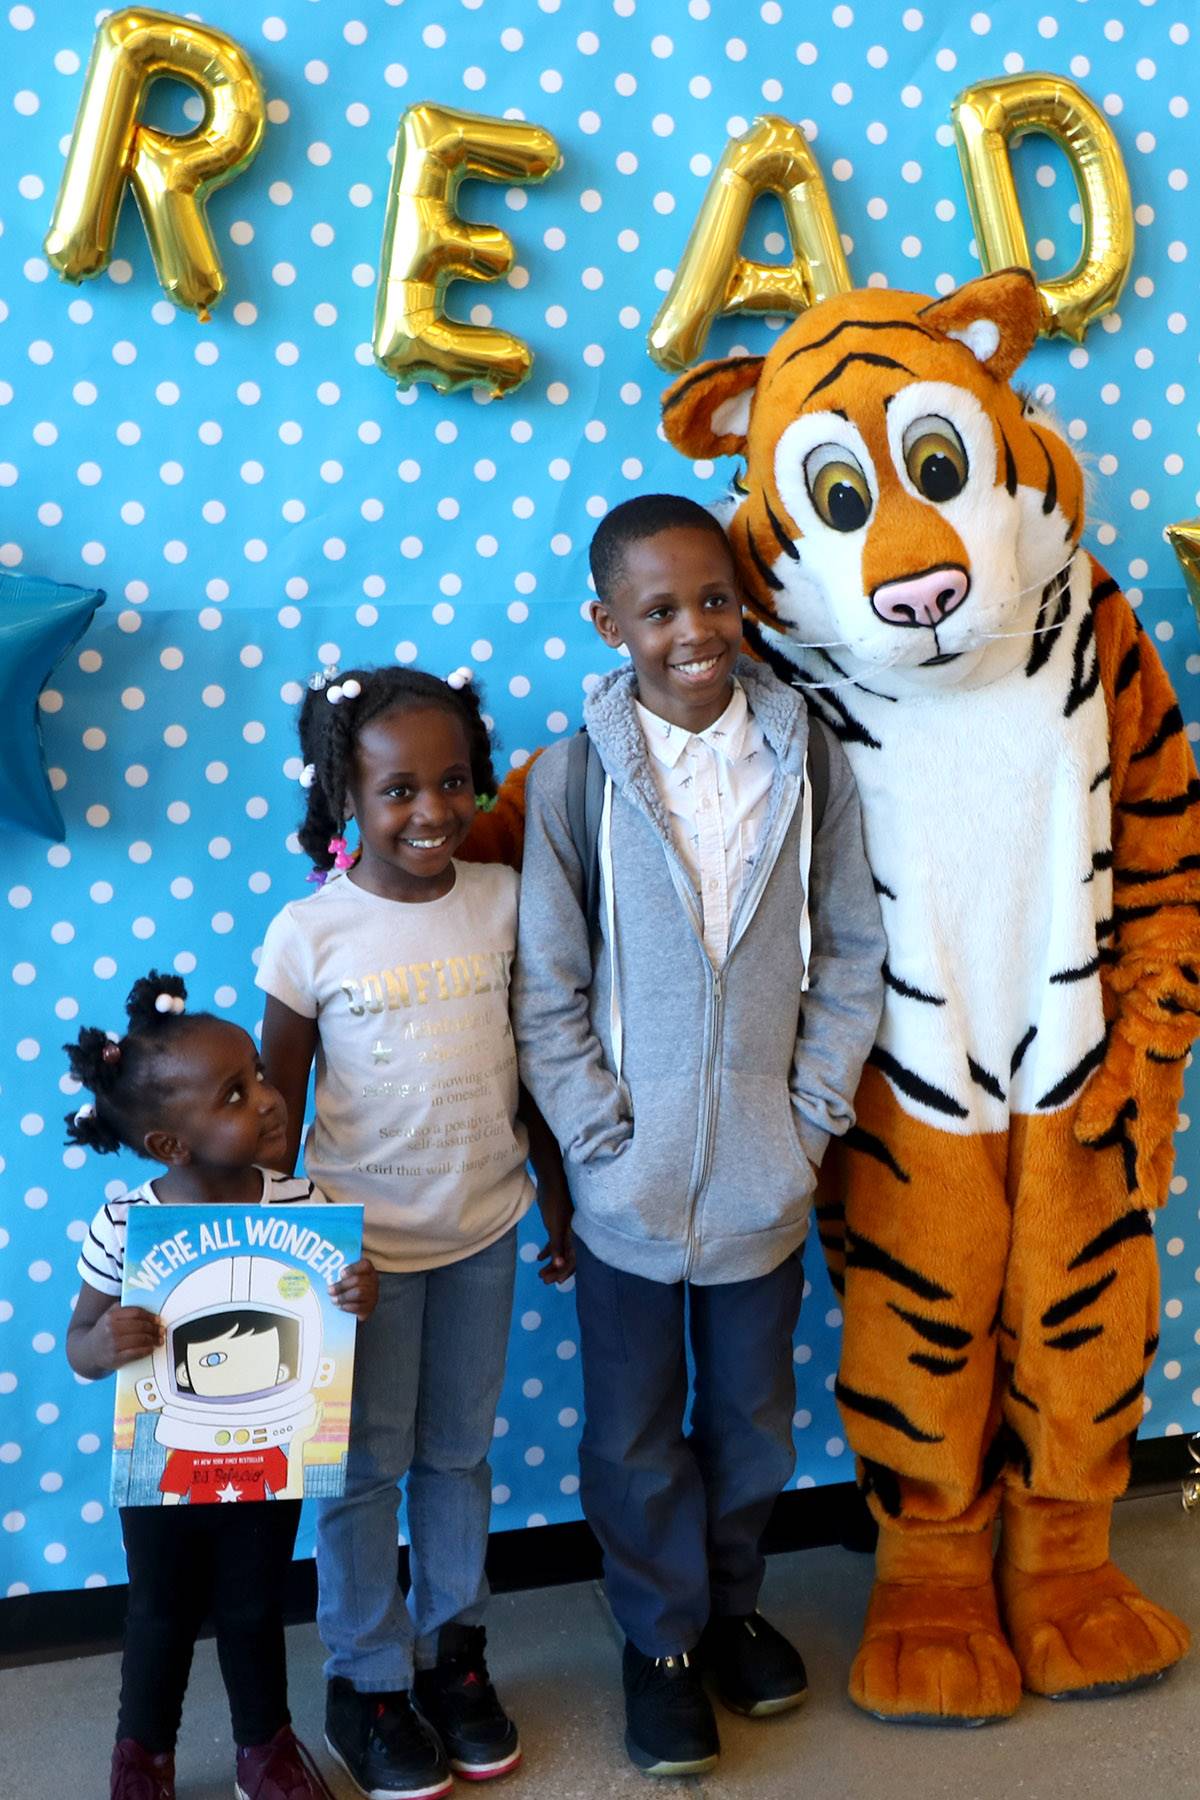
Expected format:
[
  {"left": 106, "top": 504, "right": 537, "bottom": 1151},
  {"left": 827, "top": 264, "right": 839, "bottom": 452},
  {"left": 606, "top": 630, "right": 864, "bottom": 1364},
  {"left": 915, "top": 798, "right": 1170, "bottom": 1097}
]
[{"left": 44, "top": 6, "right": 265, "bottom": 319}]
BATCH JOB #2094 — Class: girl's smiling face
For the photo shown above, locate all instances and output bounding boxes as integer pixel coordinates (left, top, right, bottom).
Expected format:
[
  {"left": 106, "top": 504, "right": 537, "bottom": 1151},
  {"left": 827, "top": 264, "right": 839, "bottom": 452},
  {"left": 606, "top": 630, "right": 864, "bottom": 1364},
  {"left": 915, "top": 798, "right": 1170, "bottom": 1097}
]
[
  {"left": 145, "top": 1020, "right": 290, "bottom": 1175},
  {"left": 346, "top": 704, "right": 478, "bottom": 902}
]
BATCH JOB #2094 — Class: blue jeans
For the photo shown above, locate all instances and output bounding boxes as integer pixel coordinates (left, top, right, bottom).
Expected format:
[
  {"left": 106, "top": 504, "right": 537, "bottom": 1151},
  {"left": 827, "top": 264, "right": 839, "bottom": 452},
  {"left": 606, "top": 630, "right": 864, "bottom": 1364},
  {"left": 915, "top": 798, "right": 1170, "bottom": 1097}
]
[
  {"left": 316, "top": 1228, "right": 517, "bottom": 1691},
  {"left": 573, "top": 1235, "right": 805, "bottom": 1659}
]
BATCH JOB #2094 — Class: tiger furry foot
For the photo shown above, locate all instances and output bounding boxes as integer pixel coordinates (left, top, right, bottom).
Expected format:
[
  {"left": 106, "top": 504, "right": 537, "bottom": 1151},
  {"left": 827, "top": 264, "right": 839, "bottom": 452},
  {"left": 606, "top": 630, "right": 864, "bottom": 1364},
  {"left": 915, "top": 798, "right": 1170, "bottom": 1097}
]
[
  {"left": 998, "top": 1493, "right": 1190, "bottom": 1697},
  {"left": 850, "top": 1526, "right": 1022, "bottom": 1725},
  {"left": 999, "top": 1559, "right": 1190, "bottom": 1697}
]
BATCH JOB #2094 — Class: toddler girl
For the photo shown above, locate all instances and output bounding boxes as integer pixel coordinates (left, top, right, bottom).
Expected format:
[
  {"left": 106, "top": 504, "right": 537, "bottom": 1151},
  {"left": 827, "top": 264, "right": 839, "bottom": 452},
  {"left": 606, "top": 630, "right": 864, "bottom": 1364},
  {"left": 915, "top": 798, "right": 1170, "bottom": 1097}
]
[
  {"left": 65, "top": 969, "right": 378, "bottom": 1800},
  {"left": 258, "top": 665, "right": 570, "bottom": 1800}
]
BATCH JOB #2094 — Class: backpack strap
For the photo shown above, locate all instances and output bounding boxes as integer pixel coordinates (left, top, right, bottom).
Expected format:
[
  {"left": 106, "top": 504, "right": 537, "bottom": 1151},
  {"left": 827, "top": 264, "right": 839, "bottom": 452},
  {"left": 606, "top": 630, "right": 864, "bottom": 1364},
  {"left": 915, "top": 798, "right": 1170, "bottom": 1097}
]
[
  {"left": 565, "top": 728, "right": 606, "bottom": 931},
  {"left": 806, "top": 714, "right": 829, "bottom": 834}
]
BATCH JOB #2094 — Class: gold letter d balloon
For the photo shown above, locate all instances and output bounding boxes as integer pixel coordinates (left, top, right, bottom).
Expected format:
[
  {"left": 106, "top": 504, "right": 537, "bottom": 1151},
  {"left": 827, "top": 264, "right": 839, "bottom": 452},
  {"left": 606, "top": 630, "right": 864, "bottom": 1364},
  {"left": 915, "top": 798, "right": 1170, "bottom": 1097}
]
[{"left": 44, "top": 6, "right": 265, "bottom": 319}]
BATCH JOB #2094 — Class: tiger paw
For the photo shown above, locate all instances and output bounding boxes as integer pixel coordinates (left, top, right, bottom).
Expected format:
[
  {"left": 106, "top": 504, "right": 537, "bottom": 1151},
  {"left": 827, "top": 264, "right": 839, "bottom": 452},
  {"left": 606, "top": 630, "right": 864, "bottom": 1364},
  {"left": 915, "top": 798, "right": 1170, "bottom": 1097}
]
[
  {"left": 849, "top": 1575, "right": 1023, "bottom": 1725},
  {"left": 999, "top": 1559, "right": 1190, "bottom": 1698}
]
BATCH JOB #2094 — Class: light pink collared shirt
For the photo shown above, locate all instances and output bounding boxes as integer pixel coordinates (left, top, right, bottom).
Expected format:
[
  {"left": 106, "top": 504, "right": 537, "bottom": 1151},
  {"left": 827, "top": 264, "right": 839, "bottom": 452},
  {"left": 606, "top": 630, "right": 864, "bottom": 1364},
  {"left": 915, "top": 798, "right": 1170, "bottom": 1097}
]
[{"left": 634, "top": 680, "right": 776, "bottom": 965}]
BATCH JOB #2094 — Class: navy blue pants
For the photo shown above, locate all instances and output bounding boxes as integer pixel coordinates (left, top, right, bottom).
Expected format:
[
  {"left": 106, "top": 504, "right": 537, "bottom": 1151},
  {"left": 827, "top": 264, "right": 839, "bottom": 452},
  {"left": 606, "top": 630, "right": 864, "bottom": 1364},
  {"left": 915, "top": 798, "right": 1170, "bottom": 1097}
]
[{"left": 573, "top": 1236, "right": 805, "bottom": 1658}]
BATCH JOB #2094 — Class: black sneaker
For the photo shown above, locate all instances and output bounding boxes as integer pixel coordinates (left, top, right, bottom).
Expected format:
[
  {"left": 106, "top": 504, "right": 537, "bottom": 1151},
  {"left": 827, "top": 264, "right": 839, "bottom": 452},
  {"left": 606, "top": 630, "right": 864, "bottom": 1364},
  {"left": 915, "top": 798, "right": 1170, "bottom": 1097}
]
[
  {"left": 698, "top": 1611, "right": 809, "bottom": 1717},
  {"left": 413, "top": 1623, "right": 522, "bottom": 1782},
  {"left": 622, "top": 1643, "right": 720, "bottom": 1777},
  {"left": 324, "top": 1678, "right": 451, "bottom": 1800}
]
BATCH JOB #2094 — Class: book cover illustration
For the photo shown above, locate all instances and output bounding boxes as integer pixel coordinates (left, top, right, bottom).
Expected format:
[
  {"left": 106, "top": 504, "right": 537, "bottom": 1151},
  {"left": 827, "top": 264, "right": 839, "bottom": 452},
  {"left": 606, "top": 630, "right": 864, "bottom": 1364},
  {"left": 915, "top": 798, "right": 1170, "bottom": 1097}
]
[{"left": 111, "top": 1202, "right": 363, "bottom": 1507}]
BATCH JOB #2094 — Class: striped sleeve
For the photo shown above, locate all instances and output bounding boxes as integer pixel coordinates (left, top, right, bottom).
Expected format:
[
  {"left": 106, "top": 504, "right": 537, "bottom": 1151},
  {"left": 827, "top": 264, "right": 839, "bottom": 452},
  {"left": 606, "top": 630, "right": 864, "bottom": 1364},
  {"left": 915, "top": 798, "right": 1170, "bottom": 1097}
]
[
  {"left": 76, "top": 1197, "right": 130, "bottom": 1297},
  {"left": 262, "top": 1172, "right": 332, "bottom": 1205},
  {"left": 1095, "top": 561, "right": 1200, "bottom": 1051}
]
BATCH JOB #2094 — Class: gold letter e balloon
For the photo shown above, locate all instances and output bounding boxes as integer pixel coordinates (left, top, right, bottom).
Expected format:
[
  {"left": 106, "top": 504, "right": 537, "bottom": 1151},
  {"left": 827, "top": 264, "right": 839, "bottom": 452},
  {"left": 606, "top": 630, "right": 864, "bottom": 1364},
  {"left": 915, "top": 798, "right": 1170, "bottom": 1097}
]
[{"left": 44, "top": 6, "right": 265, "bottom": 320}]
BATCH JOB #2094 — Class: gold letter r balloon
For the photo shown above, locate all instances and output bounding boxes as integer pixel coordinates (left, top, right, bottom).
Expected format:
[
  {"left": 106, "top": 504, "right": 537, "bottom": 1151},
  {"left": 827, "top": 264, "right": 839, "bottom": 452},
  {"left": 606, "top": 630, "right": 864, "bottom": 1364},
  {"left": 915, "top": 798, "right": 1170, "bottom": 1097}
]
[{"left": 44, "top": 7, "right": 265, "bottom": 320}]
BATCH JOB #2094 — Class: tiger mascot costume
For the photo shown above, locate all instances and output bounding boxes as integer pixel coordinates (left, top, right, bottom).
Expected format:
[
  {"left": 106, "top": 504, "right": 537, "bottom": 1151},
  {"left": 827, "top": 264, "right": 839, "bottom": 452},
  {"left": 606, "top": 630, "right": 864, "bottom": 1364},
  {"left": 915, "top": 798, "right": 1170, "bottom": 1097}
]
[{"left": 653, "top": 268, "right": 1200, "bottom": 1724}]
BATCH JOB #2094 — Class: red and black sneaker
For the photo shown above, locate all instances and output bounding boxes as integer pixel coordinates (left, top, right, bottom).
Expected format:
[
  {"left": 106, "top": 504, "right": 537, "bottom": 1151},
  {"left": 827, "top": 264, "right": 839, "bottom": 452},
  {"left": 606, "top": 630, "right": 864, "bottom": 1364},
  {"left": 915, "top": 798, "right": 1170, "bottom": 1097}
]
[
  {"left": 325, "top": 1679, "right": 452, "bottom": 1800},
  {"left": 413, "top": 1624, "right": 522, "bottom": 1782},
  {"left": 110, "top": 1738, "right": 175, "bottom": 1800},
  {"left": 236, "top": 1724, "right": 337, "bottom": 1800}
]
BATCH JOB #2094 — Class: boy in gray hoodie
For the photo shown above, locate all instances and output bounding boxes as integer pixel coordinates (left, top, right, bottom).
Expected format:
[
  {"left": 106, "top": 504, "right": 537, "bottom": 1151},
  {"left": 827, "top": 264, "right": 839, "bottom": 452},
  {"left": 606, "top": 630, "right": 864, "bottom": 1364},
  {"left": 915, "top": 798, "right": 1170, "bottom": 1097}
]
[{"left": 512, "top": 495, "right": 884, "bottom": 1777}]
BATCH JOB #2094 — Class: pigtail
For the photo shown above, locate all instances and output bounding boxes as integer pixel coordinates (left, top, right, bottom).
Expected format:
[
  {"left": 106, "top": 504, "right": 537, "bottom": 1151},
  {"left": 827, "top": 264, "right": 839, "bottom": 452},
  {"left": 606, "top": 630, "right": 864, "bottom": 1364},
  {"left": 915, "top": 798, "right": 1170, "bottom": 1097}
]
[
  {"left": 63, "top": 969, "right": 198, "bottom": 1160},
  {"left": 450, "top": 676, "right": 499, "bottom": 800}
]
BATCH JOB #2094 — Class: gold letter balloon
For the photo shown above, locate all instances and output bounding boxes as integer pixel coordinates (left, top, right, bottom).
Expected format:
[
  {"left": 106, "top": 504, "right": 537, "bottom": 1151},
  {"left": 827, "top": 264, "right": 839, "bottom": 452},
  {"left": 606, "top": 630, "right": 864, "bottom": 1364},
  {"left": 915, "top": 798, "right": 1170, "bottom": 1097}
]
[
  {"left": 44, "top": 6, "right": 265, "bottom": 320},
  {"left": 648, "top": 114, "right": 852, "bottom": 373},
  {"left": 952, "top": 73, "right": 1134, "bottom": 343},
  {"left": 373, "top": 103, "right": 562, "bottom": 398}
]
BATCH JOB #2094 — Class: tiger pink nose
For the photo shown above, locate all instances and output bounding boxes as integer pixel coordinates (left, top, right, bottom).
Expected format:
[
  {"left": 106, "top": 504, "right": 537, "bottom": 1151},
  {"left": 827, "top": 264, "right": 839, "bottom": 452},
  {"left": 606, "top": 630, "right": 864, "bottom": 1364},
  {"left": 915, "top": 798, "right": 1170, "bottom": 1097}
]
[{"left": 871, "top": 566, "right": 970, "bottom": 628}]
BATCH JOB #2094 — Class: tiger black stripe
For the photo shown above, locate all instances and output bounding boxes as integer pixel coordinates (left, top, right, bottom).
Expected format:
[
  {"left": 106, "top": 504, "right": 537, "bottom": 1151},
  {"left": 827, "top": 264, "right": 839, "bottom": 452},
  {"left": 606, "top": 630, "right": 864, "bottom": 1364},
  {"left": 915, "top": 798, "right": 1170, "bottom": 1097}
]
[
  {"left": 883, "top": 961, "right": 946, "bottom": 1005},
  {"left": 1031, "top": 426, "right": 1058, "bottom": 517},
  {"left": 1090, "top": 762, "right": 1112, "bottom": 792},
  {"left": 1118, "top": 777, "right": 1200, "bottom": 818},
  {"left": 1114, "top": 899, "right": 1179, "bottom": 927},
  {"left": 1091, "top": 576, "right": 1120, "bottom": 606},
  {"left": 802, "top": 351, "right": 917, "bottom": 407},
  {"left": 1046, "top": 1324, "right": 1105, "bottom": 1351},
  {"left": 743, "top": 515, "right": 784, "bottom": 592},
  {"left": 1067, "top": 1208, "right": 1154, "bottom": 1270},
  {"left": 661, "top": 353, "right": 764, "bottom": 413},
  {"left": 1114, "top": 642, "right": 1141, "bottom": 696},
  {"left": 844, "top": 1227, "right": 954, "bottom": 1302},
  {"left": 783, "top": 316, "right": 939, "bottom": 364},
  {"left": 843, "top": 1124, "right": 911, "bottom": 1183},
  {"left": 1008, "top": 1375, "right": 1040, "bottom": 1413},
  {"left": 1093, "top": 1374, "right": 1145, "bottom": 1424},
  {"left": 967, "top": 1055, "right": 1005, "bottom": 1102},
  {"left": 1144, "top": 1333, "right": 1160, "bottom": 1358},
  {"left": 1025, "top": 565, "right": 1071, "bottom": 679},
  {"left": 908, "top": 1352, "right": 969, "bottom": 1376},
  {"left": 1010, "top": 1024, "right": 1038, "bottom": 1076},
  {"left": 1050, "top": 954, "right": 1101, "bottom": 985},
  {"left": 887, "top": 1302, "right": 971, "bottom": 1349},
  {"left": 999, "top": 428, "right": 1017, "bottom": 497},
  {"left": 835, "top": 1378, "right": 945, "bottom": 1444},
  {"left": 873, "top": 876, "right": 898, "bottom": 900},
  {"left": 1091, "top": 847, "right": 1113, "bottom": 873},
  {"left": 1131, "top": 704, "right": 1185, "bottom": 763},
  {"left": 1114, "top": 852, "right": 1200, "bottom": 886},
  {"left": 1040, "top": 1268, "right": 1118, "bottom": 1329},
  {"left": 1148, "top": 1046, "right": 1191, "bottom": 1063},
  {"left": 869, "top": 1045, "right": 969, "bottom": 1119},
  {"left": 1064, "top": 610, "right": 1100, "bottom": 719},
  {"left": 762, "top": 495, "right": 800, "bottom": 560},
  {"left": 1036, "top": 1036, "right": 1106, "bottom": 1109}
]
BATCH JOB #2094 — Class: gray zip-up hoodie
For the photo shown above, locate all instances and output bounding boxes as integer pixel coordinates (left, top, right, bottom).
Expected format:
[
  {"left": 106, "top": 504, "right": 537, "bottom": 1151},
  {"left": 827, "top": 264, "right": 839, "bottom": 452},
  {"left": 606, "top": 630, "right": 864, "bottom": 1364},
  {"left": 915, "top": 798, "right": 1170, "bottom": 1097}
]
[{"left": 512, "top": 658, "right": 885, "bottom": 1285}]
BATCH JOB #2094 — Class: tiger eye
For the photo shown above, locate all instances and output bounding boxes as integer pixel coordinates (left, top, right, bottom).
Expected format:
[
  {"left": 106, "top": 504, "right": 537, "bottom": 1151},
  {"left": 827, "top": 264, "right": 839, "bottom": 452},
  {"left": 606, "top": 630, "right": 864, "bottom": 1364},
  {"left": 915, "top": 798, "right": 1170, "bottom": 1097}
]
[
  {"left": 902, "top": 416, "right": 969, "bottom": 503},
  {"left": 805, "top": 445, "right": 873, "bottom": 533}
]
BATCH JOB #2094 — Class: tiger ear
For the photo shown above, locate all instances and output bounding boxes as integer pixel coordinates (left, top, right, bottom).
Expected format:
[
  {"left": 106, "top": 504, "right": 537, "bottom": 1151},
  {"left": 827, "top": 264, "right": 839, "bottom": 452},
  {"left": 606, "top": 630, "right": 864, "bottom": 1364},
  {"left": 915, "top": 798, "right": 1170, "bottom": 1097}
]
[
  {"left": 918, "top": 268, "right": 1041, "bottom": 383},
  {"left": 660, "top": 354, "right": 765, "bottom": 459}
]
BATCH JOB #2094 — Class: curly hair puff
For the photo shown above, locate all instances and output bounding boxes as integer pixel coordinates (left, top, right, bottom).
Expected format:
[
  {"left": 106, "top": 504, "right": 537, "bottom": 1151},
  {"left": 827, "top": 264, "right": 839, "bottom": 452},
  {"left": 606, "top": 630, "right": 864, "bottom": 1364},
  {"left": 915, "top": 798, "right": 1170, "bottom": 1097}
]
[{"left": 63, "top": 969, "right": 214, "bottom": 1159}]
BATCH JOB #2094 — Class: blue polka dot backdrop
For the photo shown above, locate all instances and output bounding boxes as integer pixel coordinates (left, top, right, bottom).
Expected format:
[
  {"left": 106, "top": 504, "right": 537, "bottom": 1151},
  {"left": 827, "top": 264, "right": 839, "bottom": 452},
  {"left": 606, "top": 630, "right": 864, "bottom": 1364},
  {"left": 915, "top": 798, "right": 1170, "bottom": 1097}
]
[{"left": 1, "top": 0, "right": 1198, "bottom": 1597}]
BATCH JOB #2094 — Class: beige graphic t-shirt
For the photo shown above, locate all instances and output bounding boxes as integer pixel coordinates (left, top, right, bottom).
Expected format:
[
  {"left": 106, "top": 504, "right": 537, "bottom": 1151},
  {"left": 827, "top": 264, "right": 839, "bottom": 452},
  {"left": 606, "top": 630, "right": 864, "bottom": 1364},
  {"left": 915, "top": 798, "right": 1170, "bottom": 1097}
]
[{"left": 256, "top": 862, "right": 533, "bottom": 1272}]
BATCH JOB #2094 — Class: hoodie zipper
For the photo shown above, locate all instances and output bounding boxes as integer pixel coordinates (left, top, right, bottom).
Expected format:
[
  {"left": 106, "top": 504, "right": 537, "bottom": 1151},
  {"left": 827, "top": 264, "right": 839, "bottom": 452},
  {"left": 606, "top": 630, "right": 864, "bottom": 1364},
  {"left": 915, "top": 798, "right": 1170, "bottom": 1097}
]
[{"left": 682, "top": 965, "right": 723, "bottom": 1281}]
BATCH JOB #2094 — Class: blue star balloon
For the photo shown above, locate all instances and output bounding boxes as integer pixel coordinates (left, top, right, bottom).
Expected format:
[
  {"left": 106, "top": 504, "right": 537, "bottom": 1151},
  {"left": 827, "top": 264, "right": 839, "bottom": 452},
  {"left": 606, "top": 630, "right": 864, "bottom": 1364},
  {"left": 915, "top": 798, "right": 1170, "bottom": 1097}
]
[{"left": 0, "top": 569, "right": 105, "bottom": 841}]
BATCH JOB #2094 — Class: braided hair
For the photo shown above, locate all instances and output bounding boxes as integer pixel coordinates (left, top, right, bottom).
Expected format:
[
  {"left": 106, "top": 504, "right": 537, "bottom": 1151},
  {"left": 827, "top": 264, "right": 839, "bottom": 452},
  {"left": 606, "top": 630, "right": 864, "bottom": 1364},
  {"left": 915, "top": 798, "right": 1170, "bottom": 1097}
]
[
  {"left": 63, "top": 970, "right": 213, "bottom": 1159},
  {"left": 297, "top": 666, "right": 498, "bottom": 874}
]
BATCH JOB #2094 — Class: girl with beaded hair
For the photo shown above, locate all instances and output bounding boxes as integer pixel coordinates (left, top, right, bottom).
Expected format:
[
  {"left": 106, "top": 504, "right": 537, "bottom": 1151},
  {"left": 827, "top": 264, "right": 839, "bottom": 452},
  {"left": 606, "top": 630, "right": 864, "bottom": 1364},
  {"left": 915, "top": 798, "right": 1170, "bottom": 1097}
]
[
  {"left": 65, "top": 968, "right": 377, "bottom": 1800},
  {"left": 257, "top": 663, "right": 570, "bottom": 1800}
]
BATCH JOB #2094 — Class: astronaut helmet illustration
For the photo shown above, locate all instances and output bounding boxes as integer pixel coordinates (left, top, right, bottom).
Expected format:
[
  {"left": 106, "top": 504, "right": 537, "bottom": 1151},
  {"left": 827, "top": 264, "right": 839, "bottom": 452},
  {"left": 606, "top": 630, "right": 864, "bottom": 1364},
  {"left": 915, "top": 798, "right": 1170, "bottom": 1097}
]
[{"left": 135, "top": 1254, "right": 334, "bottom": 1453}]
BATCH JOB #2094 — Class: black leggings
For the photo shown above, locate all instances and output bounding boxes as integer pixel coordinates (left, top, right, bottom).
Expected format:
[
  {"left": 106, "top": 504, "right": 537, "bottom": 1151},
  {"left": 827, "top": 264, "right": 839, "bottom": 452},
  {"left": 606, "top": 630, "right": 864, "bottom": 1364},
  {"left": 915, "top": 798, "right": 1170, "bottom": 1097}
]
[{"left": 117, "top": 1500, "right": 301, "bottom": 1752}]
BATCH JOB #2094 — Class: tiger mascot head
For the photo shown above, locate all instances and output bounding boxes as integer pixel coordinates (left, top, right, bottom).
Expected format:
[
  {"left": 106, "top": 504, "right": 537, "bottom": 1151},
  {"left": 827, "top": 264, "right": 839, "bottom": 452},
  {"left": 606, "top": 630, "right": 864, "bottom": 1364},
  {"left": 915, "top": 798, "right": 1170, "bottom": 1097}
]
[{"left": 660, "top": 268, "right": 1084, "bottom": 694}]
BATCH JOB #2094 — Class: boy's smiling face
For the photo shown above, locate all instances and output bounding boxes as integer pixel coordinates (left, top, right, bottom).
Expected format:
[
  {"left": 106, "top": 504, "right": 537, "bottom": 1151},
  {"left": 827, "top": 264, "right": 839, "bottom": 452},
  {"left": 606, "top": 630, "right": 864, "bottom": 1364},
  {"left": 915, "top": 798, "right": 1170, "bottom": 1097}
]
[{"left": 590, "top": 524, "right": 745, "bottom": 734}]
